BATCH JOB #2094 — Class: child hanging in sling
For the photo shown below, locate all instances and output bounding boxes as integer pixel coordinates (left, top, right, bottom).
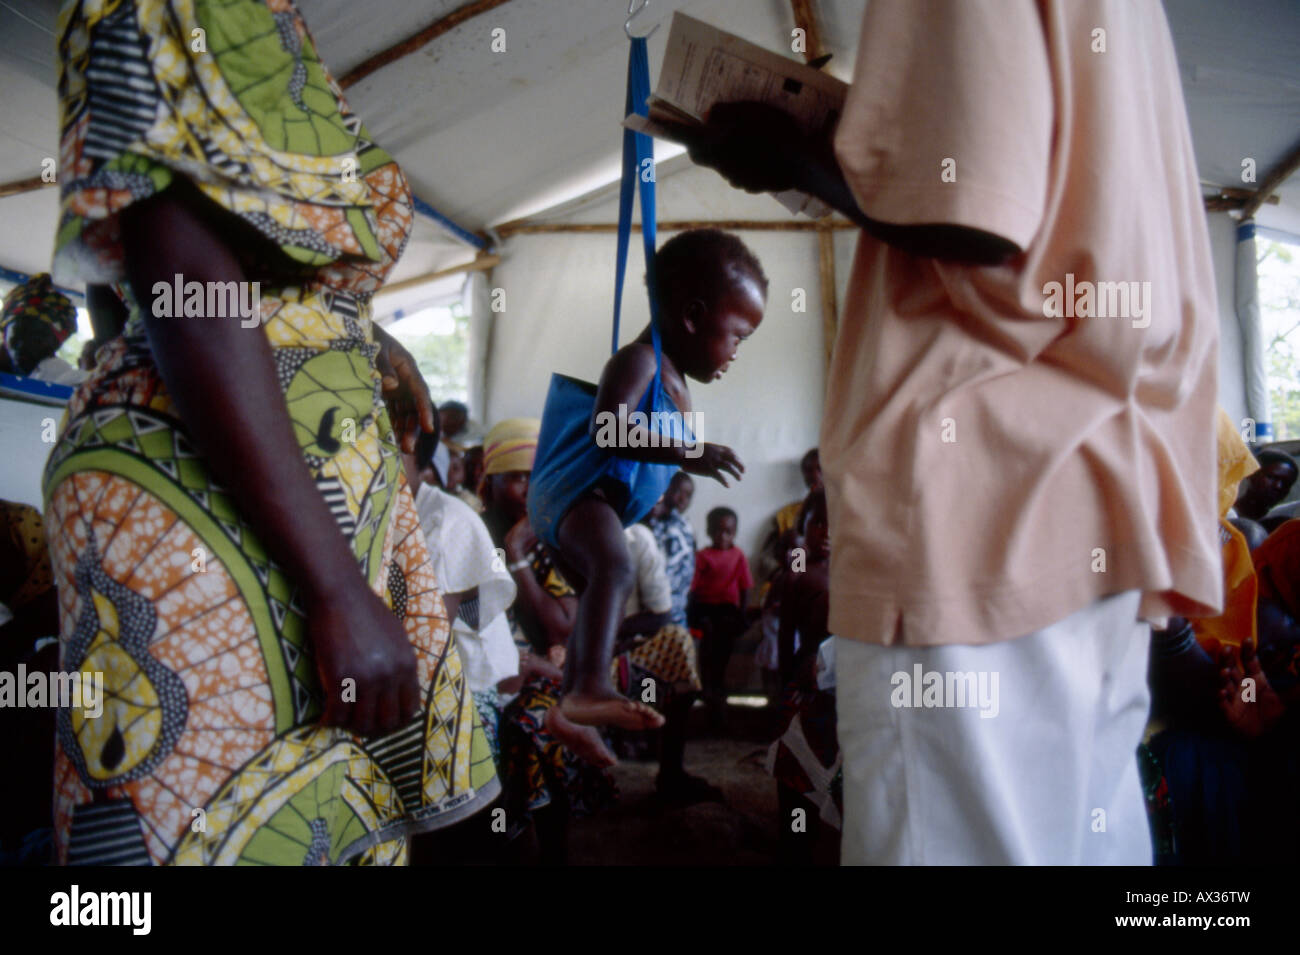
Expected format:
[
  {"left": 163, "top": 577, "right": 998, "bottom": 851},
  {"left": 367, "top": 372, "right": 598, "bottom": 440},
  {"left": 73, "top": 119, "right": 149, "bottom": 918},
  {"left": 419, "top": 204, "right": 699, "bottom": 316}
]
[
  {"left": 528, "top": 31, "right": 767, "bottom": 732},
  {"left": 528, "top": 229, "right": 766, "bottom": 731}
]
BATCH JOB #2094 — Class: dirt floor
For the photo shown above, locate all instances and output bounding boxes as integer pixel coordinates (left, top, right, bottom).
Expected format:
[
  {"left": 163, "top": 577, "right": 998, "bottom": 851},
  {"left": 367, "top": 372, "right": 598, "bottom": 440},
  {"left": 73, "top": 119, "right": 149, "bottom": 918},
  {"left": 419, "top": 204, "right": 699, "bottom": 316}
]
[
  {"left": 423, "top": 631, "right": 836, "bottom": 866},
  {"left": 567, "top": 718, "right": 783, "bottom": 866},
  {"left": 567, "top": 628, "right": 794, "bottom": 866}
]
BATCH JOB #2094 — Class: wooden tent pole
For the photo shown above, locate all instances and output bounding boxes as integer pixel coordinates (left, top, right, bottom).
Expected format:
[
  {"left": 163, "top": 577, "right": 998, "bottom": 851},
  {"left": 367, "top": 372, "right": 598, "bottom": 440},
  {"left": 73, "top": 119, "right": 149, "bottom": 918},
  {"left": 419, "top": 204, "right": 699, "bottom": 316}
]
[
  {"left": 1204, "top": 190, "right": 1280, "bottom": 213},
  {"left": 479, "top": 259, "right": 498, "bottom": 425},
  {"left": 375, "top": 253, "right": 501, "bottom": 298},
  {"left": 790, "top": 0, "right": 826, "bottom": 63},
  {"left": 494, "top": 218, "right": 857, "bottom": 238},
  {"left": 816, "top": 222, "right": 837, "bottom": 373},
  {"left": 1239, "top": 136, "right": 1300, "bottom": 221},
  {"left": 339, "top": 0, "right": 516, "bottom": 90},
  {"left": 0, "top": 176, "right": 55, "bottom": 200}
]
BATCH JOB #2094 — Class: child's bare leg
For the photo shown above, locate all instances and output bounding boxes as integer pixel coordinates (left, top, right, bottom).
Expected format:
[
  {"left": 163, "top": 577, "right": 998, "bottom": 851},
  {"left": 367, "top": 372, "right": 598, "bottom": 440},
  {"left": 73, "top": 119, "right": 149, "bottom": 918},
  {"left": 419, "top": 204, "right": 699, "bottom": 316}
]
[
  {"left": 545, "top": 704, "right": 617, "bottom": 767},
  {"left": 549, "top": 495, "right": 664, "bottom": 730}
]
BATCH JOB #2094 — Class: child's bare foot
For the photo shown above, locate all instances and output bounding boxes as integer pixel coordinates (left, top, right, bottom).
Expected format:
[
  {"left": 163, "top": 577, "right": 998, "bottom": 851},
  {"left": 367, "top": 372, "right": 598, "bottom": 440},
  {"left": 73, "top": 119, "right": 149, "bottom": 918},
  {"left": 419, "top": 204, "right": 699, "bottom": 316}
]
[
  {"left": 558, "top": 690, "right": 666, "bottom": 731},
  {"left": 543, "top": 705, "right": 618, "bottom": 767},
  {"left": 1216, "top": 642, "right": 1286, "bottom": 738}
]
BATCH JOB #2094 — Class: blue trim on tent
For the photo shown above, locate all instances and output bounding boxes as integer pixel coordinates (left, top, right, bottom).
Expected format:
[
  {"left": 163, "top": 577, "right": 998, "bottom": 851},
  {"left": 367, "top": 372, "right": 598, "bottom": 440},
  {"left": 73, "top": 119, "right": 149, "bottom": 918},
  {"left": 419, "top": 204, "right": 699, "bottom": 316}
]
[
  {"left": 0, "top": 371, "right": 73, "bottom": 406},
  {"left": 1237, "top": 221, "right": 1256, "bottom": 242},
  {"left": 410, "top": 195, "right": 487, "bottom": 250},
  {"left": 0, "top": 265, "right": 85, "bottom": 303}
]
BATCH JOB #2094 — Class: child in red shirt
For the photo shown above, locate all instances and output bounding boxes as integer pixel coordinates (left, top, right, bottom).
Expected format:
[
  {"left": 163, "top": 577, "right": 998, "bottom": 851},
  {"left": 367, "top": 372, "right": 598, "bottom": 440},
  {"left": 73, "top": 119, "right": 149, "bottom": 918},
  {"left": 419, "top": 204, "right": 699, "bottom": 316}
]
[{"left": 689, "top": 507, "right": 753, "bottom": 725}]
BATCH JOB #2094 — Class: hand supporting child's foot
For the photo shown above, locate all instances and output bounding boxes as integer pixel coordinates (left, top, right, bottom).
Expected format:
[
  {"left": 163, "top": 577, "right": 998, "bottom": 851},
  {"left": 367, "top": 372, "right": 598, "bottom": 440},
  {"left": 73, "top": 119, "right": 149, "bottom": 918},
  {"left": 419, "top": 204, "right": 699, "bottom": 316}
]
[
  {"left": 558, "top": 689, "right": 666, "bottom": 731},
  {"left": 1213, "top": 640, "right": 1286, "bottom": 738},
  {"left": 543, "top": 704, "right": 618, "bottom": 767}
]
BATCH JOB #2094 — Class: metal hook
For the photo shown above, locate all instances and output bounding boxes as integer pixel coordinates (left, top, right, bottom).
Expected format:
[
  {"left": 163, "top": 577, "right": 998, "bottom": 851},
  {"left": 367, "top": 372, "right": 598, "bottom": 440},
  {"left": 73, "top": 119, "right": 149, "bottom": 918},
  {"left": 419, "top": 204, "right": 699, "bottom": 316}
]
[{"left": 625, "top": 0, "right": 659, "bottom": 40}]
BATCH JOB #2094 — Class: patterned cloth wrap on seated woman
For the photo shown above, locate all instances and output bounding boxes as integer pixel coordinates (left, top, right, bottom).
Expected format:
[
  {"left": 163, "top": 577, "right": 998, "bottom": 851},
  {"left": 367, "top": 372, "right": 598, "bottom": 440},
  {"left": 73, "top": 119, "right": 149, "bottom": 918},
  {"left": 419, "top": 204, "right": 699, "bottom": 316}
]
[{"left": 493, "top": 535, "right": 618, "bottom": 837}]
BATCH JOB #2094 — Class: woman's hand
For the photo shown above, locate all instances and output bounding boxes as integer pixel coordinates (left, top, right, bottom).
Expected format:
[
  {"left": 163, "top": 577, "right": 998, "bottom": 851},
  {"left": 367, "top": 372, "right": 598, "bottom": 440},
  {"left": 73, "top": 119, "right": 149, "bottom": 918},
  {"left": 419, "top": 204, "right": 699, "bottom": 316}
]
[
  {"left": 374, "top": 324, "right": 436, "bottom": 453},
  {"left": 505, "top": 515, "right": 538, "bottom": 563},
  {"left": 682, "top": 442, "right": 744, "bottom": 487},
  {"left": 311, "top": 582, "right": 421, "bottom": 738}
]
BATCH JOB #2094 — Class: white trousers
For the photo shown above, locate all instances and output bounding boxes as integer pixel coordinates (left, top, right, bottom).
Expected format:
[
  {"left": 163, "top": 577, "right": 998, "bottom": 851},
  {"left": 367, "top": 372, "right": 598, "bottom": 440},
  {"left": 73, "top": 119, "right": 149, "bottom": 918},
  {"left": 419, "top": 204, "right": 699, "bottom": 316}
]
[{"left": 836, "top": 590, "right": 1152, "bottom": 865}]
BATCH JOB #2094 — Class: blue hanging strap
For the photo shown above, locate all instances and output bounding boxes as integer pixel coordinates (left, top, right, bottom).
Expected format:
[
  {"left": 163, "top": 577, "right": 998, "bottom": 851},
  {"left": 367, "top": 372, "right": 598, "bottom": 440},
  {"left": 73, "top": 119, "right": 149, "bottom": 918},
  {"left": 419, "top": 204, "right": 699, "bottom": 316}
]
[{"left": 612, "top": 36, "right": 663, "bottom": 399}]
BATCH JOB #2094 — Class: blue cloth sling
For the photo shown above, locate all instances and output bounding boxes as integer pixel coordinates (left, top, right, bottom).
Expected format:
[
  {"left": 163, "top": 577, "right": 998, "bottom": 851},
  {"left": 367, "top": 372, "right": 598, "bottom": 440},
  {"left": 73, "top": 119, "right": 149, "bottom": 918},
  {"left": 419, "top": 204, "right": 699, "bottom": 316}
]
[{"left": 527, "top": 37, "right": 687, "bottom": 551}]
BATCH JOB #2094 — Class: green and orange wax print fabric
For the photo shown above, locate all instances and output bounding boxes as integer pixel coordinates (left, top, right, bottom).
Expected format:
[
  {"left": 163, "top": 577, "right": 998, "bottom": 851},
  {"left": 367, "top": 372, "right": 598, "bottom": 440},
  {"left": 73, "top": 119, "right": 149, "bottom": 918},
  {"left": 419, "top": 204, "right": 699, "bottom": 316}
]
[{"left": 43, "top": 0, "right": 497, "bottom": 865}]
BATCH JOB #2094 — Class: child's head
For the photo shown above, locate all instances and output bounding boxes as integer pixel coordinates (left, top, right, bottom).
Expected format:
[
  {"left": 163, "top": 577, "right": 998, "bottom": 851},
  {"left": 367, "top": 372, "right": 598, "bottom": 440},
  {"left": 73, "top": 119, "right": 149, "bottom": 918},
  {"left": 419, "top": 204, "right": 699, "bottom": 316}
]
[
  {"left": 799, "top": 488, "right": 829, "bottom": 563},
  {"left": 446, "top": 448, "right": 466, "bottom": 491},
  {"left": 801, "top": 448, "right": 822, "bottom": 492},
  {"left": 706, "top": 506, "right": 738, "bottom": 549},
  {"left": 652, "top": 229, "right": 767, "bottom": 383},
  {"left": 668, "top": 471, "right": 694, "bottom": 514},
  {"left": 439, "top": 400, "right": 469, "bottom": 440},
  {"left": 1, "top": 274, "right": 78, "bottom": 376},
  {"left": 400, "top": 410, "right": 443, "bottom": 494}
]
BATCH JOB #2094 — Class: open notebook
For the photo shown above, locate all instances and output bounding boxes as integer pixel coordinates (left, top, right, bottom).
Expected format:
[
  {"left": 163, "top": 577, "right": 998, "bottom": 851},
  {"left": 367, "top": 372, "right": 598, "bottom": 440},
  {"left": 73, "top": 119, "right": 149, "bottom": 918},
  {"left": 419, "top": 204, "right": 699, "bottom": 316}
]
[{"left": 623, "top": 12, "right": 849, "bottom": 218}]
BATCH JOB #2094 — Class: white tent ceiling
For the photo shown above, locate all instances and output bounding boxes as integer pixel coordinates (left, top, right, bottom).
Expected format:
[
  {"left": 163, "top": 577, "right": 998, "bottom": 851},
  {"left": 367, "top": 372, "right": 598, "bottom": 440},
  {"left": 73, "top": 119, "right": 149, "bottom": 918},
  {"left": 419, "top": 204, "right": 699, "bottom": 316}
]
[{"left": 1, "top": 0, "right": 1298, "bottom": 284}]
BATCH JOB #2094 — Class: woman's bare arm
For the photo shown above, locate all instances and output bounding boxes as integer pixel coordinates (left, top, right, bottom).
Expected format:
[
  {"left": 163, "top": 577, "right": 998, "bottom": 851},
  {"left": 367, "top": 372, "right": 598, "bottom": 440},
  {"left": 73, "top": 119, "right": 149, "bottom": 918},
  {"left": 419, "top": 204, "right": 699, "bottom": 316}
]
[
  {"left": 119, "top": 191, "right": 419, "bottom": 736},
  {"left": 503, "top": 517, "right": 577, "bottom": 646},
  {"left": 85, "top": 284, "right": 126, "bottom": 343}
]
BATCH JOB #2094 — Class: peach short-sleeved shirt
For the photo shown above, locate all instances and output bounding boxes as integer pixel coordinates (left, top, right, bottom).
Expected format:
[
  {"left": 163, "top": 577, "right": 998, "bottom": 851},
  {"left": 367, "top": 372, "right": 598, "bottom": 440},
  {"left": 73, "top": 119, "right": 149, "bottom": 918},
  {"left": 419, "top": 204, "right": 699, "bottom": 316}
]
[{"left": 823, "top": 0, "right": 1223, "bottom": 647}]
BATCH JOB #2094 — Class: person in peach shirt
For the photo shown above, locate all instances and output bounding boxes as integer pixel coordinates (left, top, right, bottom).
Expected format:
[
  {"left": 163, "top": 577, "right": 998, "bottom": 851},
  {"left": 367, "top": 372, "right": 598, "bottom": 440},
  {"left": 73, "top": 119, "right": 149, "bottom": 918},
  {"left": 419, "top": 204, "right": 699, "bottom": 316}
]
[{"left": 687, "top": 0, "right": 1222, "bottom": 863}]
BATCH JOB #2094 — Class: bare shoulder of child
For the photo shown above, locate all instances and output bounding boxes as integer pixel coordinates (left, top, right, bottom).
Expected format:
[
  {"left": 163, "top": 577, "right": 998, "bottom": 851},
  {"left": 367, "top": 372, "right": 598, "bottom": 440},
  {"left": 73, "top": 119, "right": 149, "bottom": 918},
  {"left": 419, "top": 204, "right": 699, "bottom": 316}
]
[{"left": 594, "top": 337, "right": 686, "bottom": 414}]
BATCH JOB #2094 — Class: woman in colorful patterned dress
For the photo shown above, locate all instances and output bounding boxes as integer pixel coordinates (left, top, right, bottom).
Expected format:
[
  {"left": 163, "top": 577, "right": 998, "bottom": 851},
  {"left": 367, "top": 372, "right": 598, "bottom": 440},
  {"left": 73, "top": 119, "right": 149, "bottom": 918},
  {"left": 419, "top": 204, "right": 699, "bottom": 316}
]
[{"left": 44, "top": 0, "right": 497, "bottom": 865}]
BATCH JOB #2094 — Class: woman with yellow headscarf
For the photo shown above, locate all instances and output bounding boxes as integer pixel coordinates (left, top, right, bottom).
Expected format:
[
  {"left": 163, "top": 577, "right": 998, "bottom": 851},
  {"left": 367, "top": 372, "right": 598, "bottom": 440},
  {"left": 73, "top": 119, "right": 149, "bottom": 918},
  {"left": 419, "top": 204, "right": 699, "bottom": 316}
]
[{"left": 1187, "top": 408, "right": 1261, "bottom": 648}]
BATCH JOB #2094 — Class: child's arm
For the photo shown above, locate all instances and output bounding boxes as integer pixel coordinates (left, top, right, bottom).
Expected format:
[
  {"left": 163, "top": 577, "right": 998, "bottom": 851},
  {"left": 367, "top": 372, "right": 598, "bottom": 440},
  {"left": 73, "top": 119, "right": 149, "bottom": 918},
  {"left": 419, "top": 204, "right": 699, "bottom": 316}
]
[
  {"left": 591, "top": 344, "right": 744, "bottom": 487},
  {"left": 738, "top": 552, "right": 755, "bottom": 619}
]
